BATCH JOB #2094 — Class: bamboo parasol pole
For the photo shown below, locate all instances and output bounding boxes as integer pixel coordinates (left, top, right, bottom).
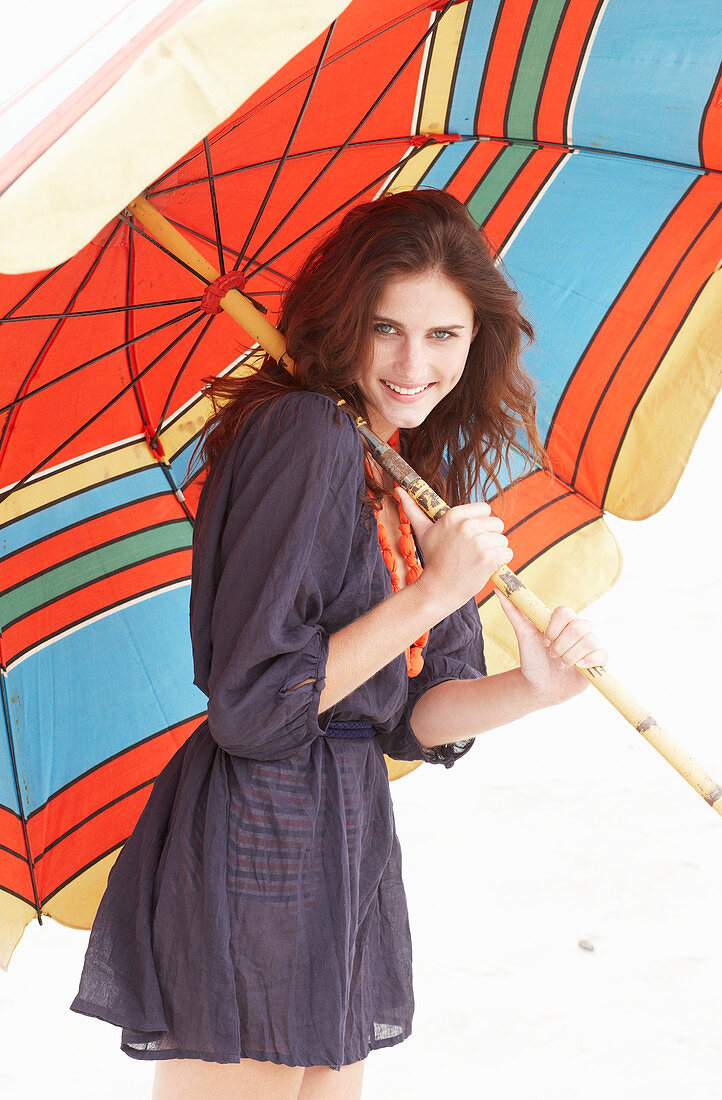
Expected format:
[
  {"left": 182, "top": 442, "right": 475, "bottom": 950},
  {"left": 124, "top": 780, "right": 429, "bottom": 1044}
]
[{"left": 128, "top": 194, "right": 722, "bottom": 816}]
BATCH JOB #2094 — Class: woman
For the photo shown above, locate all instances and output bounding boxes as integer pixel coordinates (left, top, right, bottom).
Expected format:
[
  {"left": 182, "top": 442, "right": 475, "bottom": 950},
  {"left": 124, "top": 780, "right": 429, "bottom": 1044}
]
[{"left": 71, "top": 189, "right": 606, "bottom": 1099}]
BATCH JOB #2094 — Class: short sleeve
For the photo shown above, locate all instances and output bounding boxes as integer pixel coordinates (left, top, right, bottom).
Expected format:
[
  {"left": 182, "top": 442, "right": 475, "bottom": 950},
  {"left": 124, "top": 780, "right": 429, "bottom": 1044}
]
[
  {"left": 194, "top": 392, "right": 364, "bottom": 761},
  {"left": 374, "top": 596, "right": 486, "bottom": 769}
]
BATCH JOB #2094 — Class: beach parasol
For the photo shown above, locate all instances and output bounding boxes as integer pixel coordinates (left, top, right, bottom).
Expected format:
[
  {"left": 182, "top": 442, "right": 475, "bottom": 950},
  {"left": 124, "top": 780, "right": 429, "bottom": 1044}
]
[{"left": 0, "top": 0, "right": 720, "bottom": 968}]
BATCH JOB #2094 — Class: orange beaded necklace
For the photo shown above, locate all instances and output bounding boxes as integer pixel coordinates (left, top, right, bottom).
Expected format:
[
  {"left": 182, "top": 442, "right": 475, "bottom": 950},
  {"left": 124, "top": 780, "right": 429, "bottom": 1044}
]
[{"left": 365, "top": 429, "right": 429, "bottom": 677}]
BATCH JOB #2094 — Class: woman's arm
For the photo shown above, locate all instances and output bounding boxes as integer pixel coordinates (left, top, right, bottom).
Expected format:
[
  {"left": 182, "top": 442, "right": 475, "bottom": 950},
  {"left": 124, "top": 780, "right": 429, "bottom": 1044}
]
[
  {"left": 318, "top": 580, "right": 444, "bottom": 714},
  {"left": 407, "top": 591, "right": 608, "bottom": 749},
  {"left": 406, "top": 668, "right": 547, "bottom": 748},
  {"left": 317, "top": 496, "right": 511, "bottom": 714},
  {"left": 319, "top": 492, "right": 606, "bottom": 728}
]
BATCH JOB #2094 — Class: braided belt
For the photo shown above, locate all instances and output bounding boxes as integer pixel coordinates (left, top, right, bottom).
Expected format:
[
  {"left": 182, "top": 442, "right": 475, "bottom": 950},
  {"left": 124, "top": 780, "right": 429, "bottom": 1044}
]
[{"left": 324, "top": 720, "right": 376, "bottom": 739}]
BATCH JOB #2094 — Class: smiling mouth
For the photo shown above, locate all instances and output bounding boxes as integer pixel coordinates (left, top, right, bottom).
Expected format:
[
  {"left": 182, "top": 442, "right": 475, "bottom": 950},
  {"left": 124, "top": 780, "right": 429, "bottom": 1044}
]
[{"left": 381, "top": 380, "right": 435, "bottom": 395}]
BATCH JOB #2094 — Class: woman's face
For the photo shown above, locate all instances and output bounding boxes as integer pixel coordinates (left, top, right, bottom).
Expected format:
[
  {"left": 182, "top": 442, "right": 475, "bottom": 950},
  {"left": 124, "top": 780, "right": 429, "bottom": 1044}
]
[{"left": 355, "top": 269, "right": 478, "bottom": 442}]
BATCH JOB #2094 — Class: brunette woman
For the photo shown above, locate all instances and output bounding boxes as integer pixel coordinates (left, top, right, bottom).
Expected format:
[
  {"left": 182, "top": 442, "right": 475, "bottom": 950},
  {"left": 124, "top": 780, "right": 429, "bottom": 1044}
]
[{"left": 71, "top": 189, "right": 606, "bottom": 1100}]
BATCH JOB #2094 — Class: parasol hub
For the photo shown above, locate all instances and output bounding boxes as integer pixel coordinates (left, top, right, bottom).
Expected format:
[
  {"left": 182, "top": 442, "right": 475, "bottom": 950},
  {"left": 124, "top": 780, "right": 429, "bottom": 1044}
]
[{"left": 201, "top": 273, "right": 248, "bottom": 315}]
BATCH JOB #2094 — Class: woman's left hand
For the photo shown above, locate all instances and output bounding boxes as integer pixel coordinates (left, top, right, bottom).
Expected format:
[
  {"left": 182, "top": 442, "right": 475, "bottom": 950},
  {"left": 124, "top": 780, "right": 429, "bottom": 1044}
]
[{"left": 495, "top": 589, "right": 608, "bottom": 705}]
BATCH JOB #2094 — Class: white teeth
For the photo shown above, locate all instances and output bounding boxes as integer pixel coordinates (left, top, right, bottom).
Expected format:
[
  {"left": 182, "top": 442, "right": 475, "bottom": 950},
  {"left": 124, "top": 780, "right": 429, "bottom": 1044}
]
[{"left": 383, "top": 380, "right": 432, "bottom": 395}]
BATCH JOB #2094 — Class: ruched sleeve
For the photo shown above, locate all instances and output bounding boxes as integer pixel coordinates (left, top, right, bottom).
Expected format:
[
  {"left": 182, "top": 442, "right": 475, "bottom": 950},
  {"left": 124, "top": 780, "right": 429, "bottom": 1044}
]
[
  {"left": 190, "top": 392, "right": 365, "bottom": 761},
  {"left": 375, "top": 595, "right": 487, "bottom": 769}
]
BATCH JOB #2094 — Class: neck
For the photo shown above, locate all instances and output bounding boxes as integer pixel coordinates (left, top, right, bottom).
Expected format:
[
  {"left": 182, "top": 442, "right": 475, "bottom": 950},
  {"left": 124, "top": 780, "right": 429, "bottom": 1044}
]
[{"left": 365, "top": 409, "right": 398, "bottom": 445}]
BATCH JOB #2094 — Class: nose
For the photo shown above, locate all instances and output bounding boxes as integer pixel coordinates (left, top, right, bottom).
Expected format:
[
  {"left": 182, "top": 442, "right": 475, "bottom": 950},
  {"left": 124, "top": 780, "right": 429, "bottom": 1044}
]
[{"left": 395, "top": 336, "right": 427, "bottom": 380}]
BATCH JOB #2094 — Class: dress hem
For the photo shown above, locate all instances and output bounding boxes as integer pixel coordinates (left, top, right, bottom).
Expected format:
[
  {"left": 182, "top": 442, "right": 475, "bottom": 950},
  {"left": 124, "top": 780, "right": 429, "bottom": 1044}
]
[{"left": 71, "top": 996, "right": 411, "bottom": 1071}]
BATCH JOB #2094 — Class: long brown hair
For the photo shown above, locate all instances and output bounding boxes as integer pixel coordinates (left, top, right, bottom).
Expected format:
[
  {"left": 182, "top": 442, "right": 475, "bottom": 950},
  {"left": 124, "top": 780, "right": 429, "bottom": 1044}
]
[{"left": 191, "top": 189, "right": 546, "bottom": 506}]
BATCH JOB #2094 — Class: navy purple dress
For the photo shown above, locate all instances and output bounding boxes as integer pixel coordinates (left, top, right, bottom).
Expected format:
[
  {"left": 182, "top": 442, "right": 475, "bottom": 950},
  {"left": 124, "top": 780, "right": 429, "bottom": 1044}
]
[{"left": 70, "top": 390, "right": 486, "bottom": 1070}]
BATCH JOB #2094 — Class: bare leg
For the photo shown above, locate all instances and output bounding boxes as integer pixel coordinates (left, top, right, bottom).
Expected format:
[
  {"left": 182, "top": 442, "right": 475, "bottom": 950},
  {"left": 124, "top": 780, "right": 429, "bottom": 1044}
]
[
  {"left": 297, "top": 1059, "right": 365, "bottom": 1100},
  {"left": 152, "top": 1055, "right": 305, "bottom": 1100}
]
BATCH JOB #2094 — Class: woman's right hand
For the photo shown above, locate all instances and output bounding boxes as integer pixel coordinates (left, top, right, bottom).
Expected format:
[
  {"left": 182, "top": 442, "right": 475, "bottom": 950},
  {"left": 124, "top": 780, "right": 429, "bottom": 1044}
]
[{"left": 396, "top": 487, "right": 512, "bottom": 617}]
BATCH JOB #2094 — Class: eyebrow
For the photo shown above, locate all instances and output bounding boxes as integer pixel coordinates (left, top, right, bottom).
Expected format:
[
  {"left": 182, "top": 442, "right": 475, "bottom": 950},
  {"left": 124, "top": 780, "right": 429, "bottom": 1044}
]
[{"left": 373, "top": 316, "right": 467, "bottom": 329}]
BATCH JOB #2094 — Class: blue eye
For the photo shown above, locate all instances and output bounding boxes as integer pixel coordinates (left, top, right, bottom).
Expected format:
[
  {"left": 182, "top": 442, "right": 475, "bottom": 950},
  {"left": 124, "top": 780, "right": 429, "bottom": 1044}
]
[
  {"left": 374, "top": 322, "right": 396, "bottom": 335},
  {"left": 431, "top": 330, "right": 454, "bottom": 340}
]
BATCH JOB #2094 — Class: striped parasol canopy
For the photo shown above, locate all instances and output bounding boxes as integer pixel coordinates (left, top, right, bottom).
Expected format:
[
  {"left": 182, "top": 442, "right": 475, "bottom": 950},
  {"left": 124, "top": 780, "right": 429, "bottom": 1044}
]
[
  {"left": 0, "top": 0, "right": 720, "bottom": 965},
  {"left": 0, "top": 0, "right": 204, "bottom": 198}
]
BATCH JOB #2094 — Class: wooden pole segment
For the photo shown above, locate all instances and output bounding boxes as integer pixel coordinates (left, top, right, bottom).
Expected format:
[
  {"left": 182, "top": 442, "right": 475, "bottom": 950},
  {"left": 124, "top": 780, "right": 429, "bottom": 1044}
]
[
  {"left": 128, "top": 195, "right": 291, "bottom": 367},
  {"left": 128, "top": 194, "right": 722, "bottom": 817},
  {"left": 491, "top": 565, "right": 722, "bottom": 813}
]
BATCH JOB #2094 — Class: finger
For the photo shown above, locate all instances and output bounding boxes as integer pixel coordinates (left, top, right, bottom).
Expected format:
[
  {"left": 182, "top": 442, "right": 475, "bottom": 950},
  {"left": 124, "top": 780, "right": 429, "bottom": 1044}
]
[
  {"left": 490, "top": 547, "right": 514, "bottom": 572},
  {"left": 543, "top": 605, "right": 577, "bottom": 648},
  {"left": 395, "top": 486, "right": 435, "bottom": 532},
  {"left": 554, "top": 635, "right": 607, "bottom": 669},
  {"left": 555, "top": 651, "right": 607, "bottom": 672},
  {"left": 448, "top": 501, "right": 492, "bottom": 518},
  {"left": 494, "top": 588, "right": 535, "bottom": 632},
  {"left": 484, "top": 542, "right": 514, "bottom": 568},
  {"left": 548, "top": 618, "right": 594, "bottom": 659},
  {"left": 576, "top": 649, "right": 608, "bottom": 669},
  {"left": 473, "top": 531, "right": 509, "bottom": 550}
]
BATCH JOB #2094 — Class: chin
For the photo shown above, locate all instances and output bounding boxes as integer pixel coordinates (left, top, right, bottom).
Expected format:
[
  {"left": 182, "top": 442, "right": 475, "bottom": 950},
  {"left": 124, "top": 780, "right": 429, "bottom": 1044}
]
[
  {"left": 394, "top": 409, "right": 429, "bottom": 428},
  {"left": 365, "top": 386, "right": 441, "bottom": 437}
]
